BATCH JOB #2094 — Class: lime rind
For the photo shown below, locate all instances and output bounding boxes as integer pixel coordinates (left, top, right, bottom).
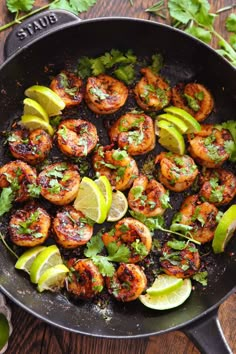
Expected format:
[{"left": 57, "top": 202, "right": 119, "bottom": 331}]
[
  {"left": 0, "top": 313, "right": 10, "bottom": 350},
  {"left": 156, "top": 113, "right": 188, "bottom": 134},
  {"left": 74, "top": 176, "right": 107, "bottom": 224},
  {"left": 23, "top": 98, "right": 49, "bottom": 122},
  {"left": 25, "top": 85, "right": 65, "bottom": 117},
  {"left": 157, "top": 119, "right": 185, "bottom": 155},
  {"left": 37, "top": 264, "right": 69, "bottom": 293},
  {"left": 139, "top": 278, "right": 192, "bottom": 310},
  {"left": 15, "top": 246, "right": 46, "bottom": 274},
  {"left": 146, "top": 275, "right": 184, "bottom": 296},
  {"left": 212, "top": 205, "right": 236, "bottom": 254},
  {"left": 164, "top": 106, "right": 201, "bottom": 133},
  {"left": 30, "top": 245, "right": 62, "bottom": 284},
  {"left": 95, "top": 175, "right": 113, "bottom": 212}
]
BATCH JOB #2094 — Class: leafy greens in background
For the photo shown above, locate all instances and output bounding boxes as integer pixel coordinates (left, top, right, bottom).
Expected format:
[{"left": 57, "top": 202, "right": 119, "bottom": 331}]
[
  {"left": 0, "top": 0, "right": 98, "bottom": 32},
  {"left": 146, "top": 0, "right": 236, "bottom": 67}
]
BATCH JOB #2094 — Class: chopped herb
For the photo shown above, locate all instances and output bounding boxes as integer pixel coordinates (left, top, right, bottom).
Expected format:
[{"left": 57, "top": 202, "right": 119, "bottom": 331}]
[
  {"left": 192, "top": 271, "right": 208, "bottom": 286},
  {"left": 90, "top": 87, "right": 110, "bottom": 100},
  {"left": 184, "top": 93, "right": 200, "bottom": 111}
]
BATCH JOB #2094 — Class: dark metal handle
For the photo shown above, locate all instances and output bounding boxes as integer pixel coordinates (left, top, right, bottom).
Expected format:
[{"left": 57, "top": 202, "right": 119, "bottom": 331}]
[
  {"left": 4, "top": 9, "right": 80, "bottom": 60},
  {"left": 182, "top": 308, "right": 232, "bottom": 354}
]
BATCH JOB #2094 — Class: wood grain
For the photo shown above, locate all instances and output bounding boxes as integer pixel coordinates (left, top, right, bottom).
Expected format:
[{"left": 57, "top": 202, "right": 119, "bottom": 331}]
[{"left": 0, "top": 1, "right": 235, "bottom": 353}]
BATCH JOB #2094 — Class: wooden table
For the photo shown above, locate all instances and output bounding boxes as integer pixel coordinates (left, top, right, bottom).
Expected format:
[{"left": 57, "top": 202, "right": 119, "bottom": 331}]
[{"left": 0, "top": 1, "right": 235, "bottom": 353}]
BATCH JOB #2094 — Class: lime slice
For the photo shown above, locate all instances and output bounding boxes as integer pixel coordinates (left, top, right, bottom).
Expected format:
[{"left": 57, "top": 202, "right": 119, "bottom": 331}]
[
  {"left": 73, "top": 176, "right": 107, "bottom": 224},
  {"left": 157, "top": 119, "right": 185, "bottom": 155},
  {"left": 139, "top": 278, "right": 192, "bottom": 310},
  {"left": 37, "top": 264, "right": 69, "bottom": 293},
  {"left": 23, "top": 98, "right": 49, "bottom": 122},
  {"left": 30, "top": 245, "right": 62, "bottom": 284},
  {"left": 15, "top": 246, "right": 46, "bottom": 274},
  {"left": 212, "top": 205, "right": 236, "bottom": 254},
  {"left": 0, "top": 313, "right": 9, "bottom": 350},
  {"left": 164, "top": 106, "right": 201, "bottom": 133},
  {"left": 25, "top": 85, "right": 65, "bottom": 117},
  {"left": 146, "top": 274, "right": 184, "bottom": 296},
  {"left": 21, "top": 115, "right": 54, "bottom": 136},
  {"left": 107, "top": 190, "right": 128, "bottom": 222},
  {"left": 94, "top": 175, "right": 113, "bottom": 212},
  {"left": 156, "top": 113, "right": 188, "bottom": 134}
]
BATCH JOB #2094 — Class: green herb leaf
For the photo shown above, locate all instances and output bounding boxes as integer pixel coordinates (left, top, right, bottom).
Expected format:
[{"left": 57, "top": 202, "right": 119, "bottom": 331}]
[
  {"left": 192, "top": 271, "right": 208, "bottom": 286},
  {"left": 92, "top": 255, "right": 115, "bottom": 277},
  {"left": 0, "top": 187, "right": 14, "bottom": 216},
  {"left": 167, "top": 239, "right": 187, "bottom": 250},
  {"left": 107, "top": 242, "right": 130, "bottom": 262},
  {"left": 7, "top": 0, "right": 35, "bottom": 13},
  {"left": 230, "top": 34, "right": 236, "bottom": 50},
  {"left": 84, "top": 233, "right": 104, "bottom": 257},
  {"left": 114, "top": 64, "right": 135, "bottom": 84},
  {"left": 221, "top": 120, "right": 236, "bottom": 161},
  {"left": 186, "top": 25, "right": 212, "bottom": 43},
  {"left": 226, "top": 13, "right": 236, "bottom": 33}
]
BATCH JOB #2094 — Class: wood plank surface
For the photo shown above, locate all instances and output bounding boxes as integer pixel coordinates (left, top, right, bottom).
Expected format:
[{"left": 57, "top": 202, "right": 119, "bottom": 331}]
[{"left": 0, "top": 1, "right": 235, "bottom": 353}]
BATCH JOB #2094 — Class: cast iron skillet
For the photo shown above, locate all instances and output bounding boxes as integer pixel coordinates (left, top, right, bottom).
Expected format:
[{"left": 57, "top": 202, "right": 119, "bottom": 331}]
[{"left": 0, "top": 10, "right": 235, "bottom": 354}]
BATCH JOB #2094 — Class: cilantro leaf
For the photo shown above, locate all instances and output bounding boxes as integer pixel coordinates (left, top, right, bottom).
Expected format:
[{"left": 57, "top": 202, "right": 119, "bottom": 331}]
[
  {"left": 107, "top": 242, "right": 130, "bottom": 262},
  {"left": 0, "top": 187, "right": 14, "bottom": 216},
  {"left": 168, "top": 0, "right": 199, "bottom": 25},
  {"left": 230, "top": 34, "right": 236, "bottom": 50},
  {"left": 185, "top": 25, "right": 212, "bottom": 43},
  {"left": 92, "top": 255, "right": 115, "bottom": 277},
  {"left": 84, "top": 233, "right": 104, "bottom": 257},
  {"left": 192, "top": 271, "right": 208, "bottom": 286},
  {"left": 226, "top": 13, "right": 236, "bottom": 33},
  {"left": 7, "top": 0, "right": 35, "bottom": 13},
  {"left": 149, "top": 53, "right": 164, "bottom": 73},
  {"left": 221, "top": 120, "right": 236, "bottom": 161},
  {"left": 167, "top": 239, "right": 188, "bottom": 250},
  {"left": 114, "top": 64, "right": 135, "bottom": 85},
  {"left": 70, "top": 0, "right": 97, "bottom": 13}
]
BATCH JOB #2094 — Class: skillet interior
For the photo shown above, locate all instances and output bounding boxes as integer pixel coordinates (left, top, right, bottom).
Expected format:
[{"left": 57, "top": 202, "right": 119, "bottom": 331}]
[{"left": 0, "top": 18, "right": 236, "bottom": 337}]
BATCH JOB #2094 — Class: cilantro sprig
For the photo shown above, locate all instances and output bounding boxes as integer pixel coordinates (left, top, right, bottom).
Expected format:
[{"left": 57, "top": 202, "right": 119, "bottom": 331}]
[
  {"left": 84, "top": 233, "right": 130, "bottom": 277},
  {"left": 0, "top": 0, "right": 98, "bottom": 32}
]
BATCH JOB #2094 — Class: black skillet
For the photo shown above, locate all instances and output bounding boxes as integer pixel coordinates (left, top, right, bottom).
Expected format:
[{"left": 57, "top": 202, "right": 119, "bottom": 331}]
[{"left": 0, "top": 10, "right": 235, "bottom": 354}]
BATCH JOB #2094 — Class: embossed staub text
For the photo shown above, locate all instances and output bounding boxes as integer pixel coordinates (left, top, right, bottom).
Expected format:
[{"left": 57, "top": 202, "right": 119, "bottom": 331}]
[{"left": 16, "top": 13, "right": 58, "bottom": 40}]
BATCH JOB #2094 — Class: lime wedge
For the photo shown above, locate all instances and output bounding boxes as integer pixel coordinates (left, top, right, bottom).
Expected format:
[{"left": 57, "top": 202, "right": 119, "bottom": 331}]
[
  {"left": 37, "top": 264, "right": 69, "bottom": 293},
  {"left": 21, "top": 115, "right": 54, "bottom": 136},
  {"left": 157, "top": 119, "right": 185, "bottom": 155},
  {"left": 156, "top": 113, "right": 188, "bottom": 134},
  {"left": 107, "top": 190, "right": 128, "bottom": 222},
  {"left": 164, "top": 106, "right": 201, "bottom": 133},
  {"left": 94, "top": 175, "right": 113, "bottom": 212},
  {"left": 146, "top": 274, "right": 184, "bottom": 296},
  {"left": 30, "top": 245, "right": 62, "bottom": 284},
  {"left": 23, "top": 98, "right": 49, "bottom": 122},
  {"left": 15, "top": 246, "right": 46, "bottom": 274},
  {"left": 0, "top": 313, "right": 9, "bottom": 350},
  {"left": 139, "top": 278, "right": 192, "bottom": 310},
  {"left": 212, "top": 205, "right": 236, "bottom": 253},
  {"left": 25, "top": 85, "right": 65, "bottom": 117},
  {"left": 73, "top": 176, "right": 107, "bottom": 224}
]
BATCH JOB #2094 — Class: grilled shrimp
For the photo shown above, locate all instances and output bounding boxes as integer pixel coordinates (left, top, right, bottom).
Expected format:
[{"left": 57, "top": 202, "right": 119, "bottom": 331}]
[
  {"left": 188, "top": 124, "right": 233, "bottom": 168},
  {"left": 199, "top": 168, "right": 236, "bottom": 206},
  {"left": 102, "top": 217, "right": 152, "bottom": 263},
  {"left": 56, "top": 119, "right": 98, "bottom": 157},
  {"left": 93, "top": 146, "right": 138, "bottom": 191},
  {"left": 85, "top": 74, "right": 128, "bottom": 114},
  {"left": 9, "top": 203, "right": 50, "bottom": 247},
  {"left": 0, "top": 160, "right": 37, "bottom": 202},
  {"left": 172, "top": 82, "right": 214, "bottom": 122},
  {"left": 160, "top": 242, "right": 200, "bottom": 278},
  {"left": 108, "top": 113, "right": 155, "bottom": 155},
  {"left": 66, "top": 258, "right": 104, "bottom": 299},
  {"left": 37, "top": 162, "right": 80, "bottom": 205},
  {"left": 128, "top": 174, "right": 170, "bottom": 217},
  {"left": 155, "top": 152, "right": 198, "bottom": 192},
  {"left": 53, "top": 205, "right": 93, "bottom": 248},
  {"left": 8, "top": 129, "right": 52, "bottom": 165},
  {"left": 174, "top": 194, "right": 219, "bottom": 243},
  {"left": 134, "top": 67, "right": 171, "bottom": 111},
  {"left": 50, "top": 70, "right": 83, "bottom": 107},
  {"left": 105, "top": 263, "right": 147, "bottom": 302}
]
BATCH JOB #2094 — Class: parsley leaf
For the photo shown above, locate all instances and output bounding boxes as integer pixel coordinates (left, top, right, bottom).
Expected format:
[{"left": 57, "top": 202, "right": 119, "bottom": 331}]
[{"left": 7, "top": 0, "right": 35, "bottom": 13}]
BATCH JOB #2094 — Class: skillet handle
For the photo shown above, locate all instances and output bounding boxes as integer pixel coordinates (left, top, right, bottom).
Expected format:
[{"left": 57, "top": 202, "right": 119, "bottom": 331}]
[
  {"left": 182, "top": 307, "right": 232, "bottom": 354},
  {"left": 4, "top": 9, "right": 80, "bottom": 60}
]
